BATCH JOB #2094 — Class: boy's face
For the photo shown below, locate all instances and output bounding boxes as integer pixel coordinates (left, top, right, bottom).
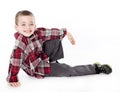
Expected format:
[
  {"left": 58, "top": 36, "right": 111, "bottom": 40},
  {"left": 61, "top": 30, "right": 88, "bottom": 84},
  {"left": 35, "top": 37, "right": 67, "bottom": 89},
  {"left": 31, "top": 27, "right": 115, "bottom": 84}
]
[{"left": 15, "top": 15, "right": 36, "bottom": 37}]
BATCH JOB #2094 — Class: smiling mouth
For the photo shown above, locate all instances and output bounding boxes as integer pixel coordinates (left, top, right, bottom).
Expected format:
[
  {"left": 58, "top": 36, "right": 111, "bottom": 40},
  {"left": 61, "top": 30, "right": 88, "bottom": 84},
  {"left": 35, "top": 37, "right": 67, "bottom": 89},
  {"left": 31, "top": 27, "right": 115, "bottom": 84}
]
[{"left": 24, "top": 30, "right": 32, "bottom": 33}]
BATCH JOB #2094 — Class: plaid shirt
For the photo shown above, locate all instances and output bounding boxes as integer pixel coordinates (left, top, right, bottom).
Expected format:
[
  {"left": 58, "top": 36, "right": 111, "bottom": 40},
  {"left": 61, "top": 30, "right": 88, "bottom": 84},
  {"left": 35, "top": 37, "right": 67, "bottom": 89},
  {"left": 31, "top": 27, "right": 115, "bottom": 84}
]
[{"left": 7, "top": 27, "right": 67, "bottom": 82}]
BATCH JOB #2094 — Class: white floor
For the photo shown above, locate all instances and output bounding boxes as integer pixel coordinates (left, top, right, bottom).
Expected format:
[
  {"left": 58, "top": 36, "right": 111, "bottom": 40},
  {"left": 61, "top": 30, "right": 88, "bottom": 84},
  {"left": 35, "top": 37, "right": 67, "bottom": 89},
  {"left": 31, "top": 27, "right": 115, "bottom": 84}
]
[
  {"left": 1, "top": 66, "right": 120, "bottom": 92},
  {"left": 0, "top": 0, "right": 120, "bottom": 92},
  {"left": 1, "top": 36, "right": 120, "bottom": 92}
]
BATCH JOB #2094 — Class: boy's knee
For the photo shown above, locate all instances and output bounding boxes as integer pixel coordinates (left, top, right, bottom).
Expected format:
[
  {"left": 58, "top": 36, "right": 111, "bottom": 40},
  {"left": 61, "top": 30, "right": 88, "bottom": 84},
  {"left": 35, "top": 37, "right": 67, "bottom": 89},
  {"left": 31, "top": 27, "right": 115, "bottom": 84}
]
[
  {"left": 42, "top": 39, "right": 61, "bottom": 52},
  {"left": 42, "top": 39, "right": 64, "bottom": 62}
]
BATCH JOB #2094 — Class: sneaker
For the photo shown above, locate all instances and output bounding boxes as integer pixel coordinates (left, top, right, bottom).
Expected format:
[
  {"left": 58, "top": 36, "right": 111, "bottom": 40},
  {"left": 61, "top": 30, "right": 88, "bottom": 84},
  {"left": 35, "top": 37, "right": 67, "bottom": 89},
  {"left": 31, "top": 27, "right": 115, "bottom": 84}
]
[{"left": 94, "top": 62, "right": 112, "bottom": 74}]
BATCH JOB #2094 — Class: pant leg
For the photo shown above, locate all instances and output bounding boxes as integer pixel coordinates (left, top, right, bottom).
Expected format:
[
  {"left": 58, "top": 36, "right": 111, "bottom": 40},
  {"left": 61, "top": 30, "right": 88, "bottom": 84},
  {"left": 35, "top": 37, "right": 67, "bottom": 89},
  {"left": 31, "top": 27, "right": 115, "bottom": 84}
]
[
  {"left": 42, "top": 39, "right": 64, "bottom": 62},
  {"left": 48, "top": 63, "right": 96, "bottom": 77},
  {"left": 71, "top": 64, "right": 96, "bottom": 76}
]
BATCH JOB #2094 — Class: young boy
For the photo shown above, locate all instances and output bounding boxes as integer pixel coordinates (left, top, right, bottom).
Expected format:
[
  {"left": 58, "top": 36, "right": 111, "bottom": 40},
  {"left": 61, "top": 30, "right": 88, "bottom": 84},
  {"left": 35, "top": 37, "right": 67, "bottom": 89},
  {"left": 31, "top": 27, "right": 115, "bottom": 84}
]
[{"left": 7, "top": 10, "right": 112, "bottom": 87}]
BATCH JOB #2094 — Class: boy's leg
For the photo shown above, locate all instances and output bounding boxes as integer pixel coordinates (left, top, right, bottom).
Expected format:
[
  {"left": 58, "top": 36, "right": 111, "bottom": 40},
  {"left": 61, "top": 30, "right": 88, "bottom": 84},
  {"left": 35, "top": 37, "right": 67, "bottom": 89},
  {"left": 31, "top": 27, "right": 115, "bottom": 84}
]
[
  {"left": 43, "top": 39, "right": 96, "bottom": 76},
  {"left": 49, "top": 63, "right": 96, "bottom": 77},
  {"left": 43, "top": 39, "right": 112, "bottom": 77},
  {"left": 42, "top": 39, "right": 64, "bottom": 62},
  {"left": 49, "top": 63, "right": 112, "bottom": 77}
]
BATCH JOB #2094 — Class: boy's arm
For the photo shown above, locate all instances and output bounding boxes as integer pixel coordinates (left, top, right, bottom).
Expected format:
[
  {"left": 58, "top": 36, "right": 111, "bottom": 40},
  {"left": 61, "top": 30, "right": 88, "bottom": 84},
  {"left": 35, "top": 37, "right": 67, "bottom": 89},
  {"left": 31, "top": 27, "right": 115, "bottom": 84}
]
[
  {"left": 51, "top": 28, "right": 67, "bottom": 40},
  {"left": 38, "top": 28, "right": 67, "bottom": 41},
  {"left": 7, "top": 47, "right": 23, "bottom": 84},
  {"left": 67, "top": 32, "right": 75, "bottom": 45}
]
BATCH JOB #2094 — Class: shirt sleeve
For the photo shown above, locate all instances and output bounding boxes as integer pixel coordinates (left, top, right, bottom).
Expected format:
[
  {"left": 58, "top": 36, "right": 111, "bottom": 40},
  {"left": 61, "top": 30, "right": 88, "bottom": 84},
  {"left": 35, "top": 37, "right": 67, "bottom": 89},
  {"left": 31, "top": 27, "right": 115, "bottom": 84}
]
[
  {"left": 38, "top": 28, "right": 67, "bottom": 41},
  {"left": 7, "top": 47, "right": 24, "bottom": 82}
]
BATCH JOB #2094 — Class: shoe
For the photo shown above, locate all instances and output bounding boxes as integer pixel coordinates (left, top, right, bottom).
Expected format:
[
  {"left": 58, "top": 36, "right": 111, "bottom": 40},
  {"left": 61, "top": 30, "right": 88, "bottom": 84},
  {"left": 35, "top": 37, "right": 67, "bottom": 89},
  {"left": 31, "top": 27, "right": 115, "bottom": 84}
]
[{"left": 94, "top": 62, "right": 112, "bottom": 74}]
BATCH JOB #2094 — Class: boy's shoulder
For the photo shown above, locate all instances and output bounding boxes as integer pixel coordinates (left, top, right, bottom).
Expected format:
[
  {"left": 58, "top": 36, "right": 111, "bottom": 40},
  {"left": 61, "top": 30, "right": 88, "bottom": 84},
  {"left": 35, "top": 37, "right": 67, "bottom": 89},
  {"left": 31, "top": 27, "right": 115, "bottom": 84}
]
[
  {"left": 36, "top": 27, "right": 60, "bottom": 30},
  {"left": 14, "top": 32, "right": 28, "bottom": 46},
  {"left": 34, "top": 27, "right": 48, "bottom": 36},
  {"left": 34, "top": 27, "right": 46, "bottom": 33},
  {"left": 36, "top": 27, "right": 46, "bottom": 31}
]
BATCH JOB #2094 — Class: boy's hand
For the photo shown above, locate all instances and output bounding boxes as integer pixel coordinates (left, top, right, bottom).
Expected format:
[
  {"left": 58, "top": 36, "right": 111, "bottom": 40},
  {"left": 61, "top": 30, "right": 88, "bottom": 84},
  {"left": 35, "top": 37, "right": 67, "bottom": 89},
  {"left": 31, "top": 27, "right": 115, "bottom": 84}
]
[
  {"left": 8, "top": 82, "right": 21, "bottom": 87},
  {"left": 67, "top": 32, "right": 75, "bottom": 45}
]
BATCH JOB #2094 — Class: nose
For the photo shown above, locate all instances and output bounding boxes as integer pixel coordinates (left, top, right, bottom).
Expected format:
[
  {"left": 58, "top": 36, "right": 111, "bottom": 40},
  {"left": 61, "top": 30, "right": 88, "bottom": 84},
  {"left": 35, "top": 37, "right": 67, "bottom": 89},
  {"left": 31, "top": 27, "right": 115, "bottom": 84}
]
[{"left": 25, "top": 25, "right": 30, "bottom": 29}]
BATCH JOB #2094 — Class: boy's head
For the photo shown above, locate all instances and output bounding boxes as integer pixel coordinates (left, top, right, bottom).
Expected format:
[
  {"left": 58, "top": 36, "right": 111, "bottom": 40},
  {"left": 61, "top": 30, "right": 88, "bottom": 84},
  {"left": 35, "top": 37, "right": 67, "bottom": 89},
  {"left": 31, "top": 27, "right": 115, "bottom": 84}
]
[{"left": 15, "top": 10, "right": 36, "bottom": 37}]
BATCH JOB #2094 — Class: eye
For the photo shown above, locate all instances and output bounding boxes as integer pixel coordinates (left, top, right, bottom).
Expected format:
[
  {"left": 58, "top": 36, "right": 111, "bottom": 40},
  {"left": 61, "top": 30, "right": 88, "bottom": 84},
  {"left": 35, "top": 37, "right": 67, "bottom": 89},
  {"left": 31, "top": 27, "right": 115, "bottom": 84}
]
[
  {"left": 30, "top": 23, "right": 34, "bottom": 26},
  {"left": 21, "top": 24, "right": 26, "bottom": 26}
]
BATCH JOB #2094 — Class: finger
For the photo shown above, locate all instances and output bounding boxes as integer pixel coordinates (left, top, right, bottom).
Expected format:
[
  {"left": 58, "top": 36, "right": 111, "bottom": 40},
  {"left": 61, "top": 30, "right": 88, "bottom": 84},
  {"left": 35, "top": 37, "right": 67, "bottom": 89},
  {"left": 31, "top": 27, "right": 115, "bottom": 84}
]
[
  {"left": 14, "top": 82, "right": 21, "bottom": 87},
  {"left": 8, "top": 83, "right": 14, "bottom": 87},
  {"left": 17, "top": 82, "right": 21, "bottom": 86},
  {"left": 71, "top": 40, "right": 75, "bottom": 45},
  {"left": 14, "top": 83, "right": 18, "bottom": 87},
  {"left": 8, "top": 82, "right": 21, "bottom": 87}
]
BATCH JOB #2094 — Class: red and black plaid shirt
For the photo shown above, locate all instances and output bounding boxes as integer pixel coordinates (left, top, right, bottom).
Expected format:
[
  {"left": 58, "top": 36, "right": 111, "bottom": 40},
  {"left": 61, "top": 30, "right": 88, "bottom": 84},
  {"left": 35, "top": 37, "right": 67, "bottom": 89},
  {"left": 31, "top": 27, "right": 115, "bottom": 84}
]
[{"left": 7, "top": 27, "right": 67, "bottom": 82}]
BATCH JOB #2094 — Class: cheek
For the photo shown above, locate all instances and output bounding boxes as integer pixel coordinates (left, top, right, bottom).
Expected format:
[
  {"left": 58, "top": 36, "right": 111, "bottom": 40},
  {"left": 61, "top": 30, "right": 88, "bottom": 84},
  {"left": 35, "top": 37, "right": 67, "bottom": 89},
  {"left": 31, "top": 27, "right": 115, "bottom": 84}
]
[
  {"left": 16, "top": 27, "right": 20, "bottom": 31},
  {"left": 15, "top": 26, "right": 18, "bottom": 31},
  {"left": 32, "top": 26, "right": 36, "bottom": 30},
  {"left": 17, "top": 28, "right": 24, "bottom": 32}
]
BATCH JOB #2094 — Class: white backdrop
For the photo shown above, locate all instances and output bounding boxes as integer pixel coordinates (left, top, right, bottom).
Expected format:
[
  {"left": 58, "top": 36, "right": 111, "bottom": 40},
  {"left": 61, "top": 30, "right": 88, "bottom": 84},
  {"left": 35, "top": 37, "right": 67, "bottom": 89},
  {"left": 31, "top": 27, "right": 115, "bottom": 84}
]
[{"left": 0, "top": 0, "right": 120, "bottom": 92}]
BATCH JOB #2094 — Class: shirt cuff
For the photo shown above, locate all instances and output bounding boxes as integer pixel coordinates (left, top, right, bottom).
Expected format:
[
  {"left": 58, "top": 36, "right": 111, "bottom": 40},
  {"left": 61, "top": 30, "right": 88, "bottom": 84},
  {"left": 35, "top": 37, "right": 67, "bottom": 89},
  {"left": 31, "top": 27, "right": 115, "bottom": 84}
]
[{"left": 7, "top": 76, "right": 18, "bottom": 82}]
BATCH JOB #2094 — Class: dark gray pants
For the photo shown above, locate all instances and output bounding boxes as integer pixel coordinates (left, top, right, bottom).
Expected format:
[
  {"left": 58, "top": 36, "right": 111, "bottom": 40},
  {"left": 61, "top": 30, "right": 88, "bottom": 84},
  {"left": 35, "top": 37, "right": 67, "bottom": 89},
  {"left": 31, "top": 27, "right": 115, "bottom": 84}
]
[{"left": 42, "top": 39, "right": 96, "bottom": 77}]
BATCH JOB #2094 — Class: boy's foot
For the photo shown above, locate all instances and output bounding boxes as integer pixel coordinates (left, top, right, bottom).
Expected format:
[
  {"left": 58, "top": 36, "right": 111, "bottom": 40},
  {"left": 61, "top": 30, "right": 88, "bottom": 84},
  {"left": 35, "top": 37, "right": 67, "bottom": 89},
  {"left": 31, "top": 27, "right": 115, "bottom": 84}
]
[{"left": 94, "top": 62, "right": 112, "bottom": 74}]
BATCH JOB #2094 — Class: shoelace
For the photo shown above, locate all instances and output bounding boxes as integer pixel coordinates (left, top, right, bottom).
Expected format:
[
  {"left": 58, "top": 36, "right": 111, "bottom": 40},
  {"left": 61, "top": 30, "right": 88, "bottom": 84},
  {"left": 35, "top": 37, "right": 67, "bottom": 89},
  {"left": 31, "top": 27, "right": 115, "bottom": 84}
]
[{"left": 100, "top": 67, "right": 106, "bottom": 73}]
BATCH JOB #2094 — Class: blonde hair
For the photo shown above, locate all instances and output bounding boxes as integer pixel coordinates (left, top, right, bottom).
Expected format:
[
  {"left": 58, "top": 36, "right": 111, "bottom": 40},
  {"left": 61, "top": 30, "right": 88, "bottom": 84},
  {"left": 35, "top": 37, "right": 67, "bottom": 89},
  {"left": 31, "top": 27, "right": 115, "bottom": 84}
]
[{"left": 15, "top": 10, "right": 34, "bottom": 25}]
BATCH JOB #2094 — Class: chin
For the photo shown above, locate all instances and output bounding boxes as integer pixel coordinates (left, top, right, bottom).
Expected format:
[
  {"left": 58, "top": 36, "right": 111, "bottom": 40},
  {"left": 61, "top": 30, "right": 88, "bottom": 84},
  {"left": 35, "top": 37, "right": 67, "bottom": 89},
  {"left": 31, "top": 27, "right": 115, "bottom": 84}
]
[{"left": 23, "top": 34, "right": 32, "bottom": 37}]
